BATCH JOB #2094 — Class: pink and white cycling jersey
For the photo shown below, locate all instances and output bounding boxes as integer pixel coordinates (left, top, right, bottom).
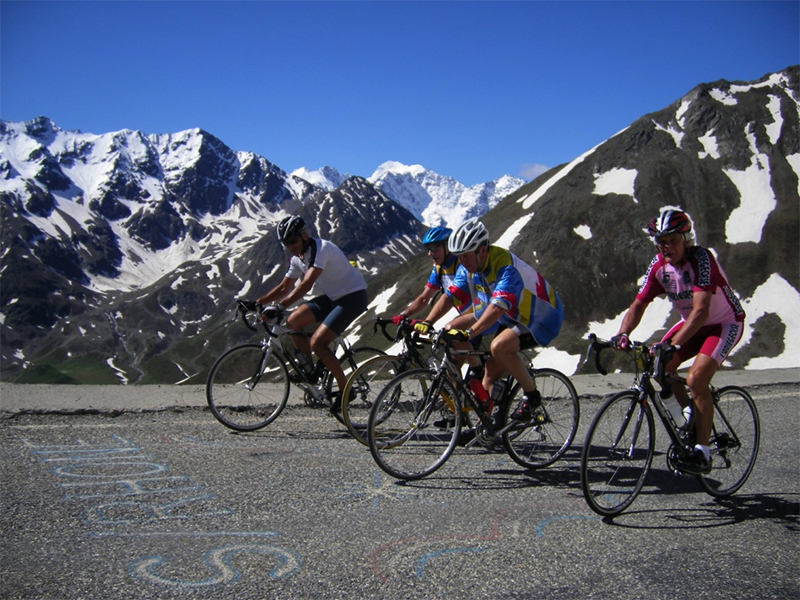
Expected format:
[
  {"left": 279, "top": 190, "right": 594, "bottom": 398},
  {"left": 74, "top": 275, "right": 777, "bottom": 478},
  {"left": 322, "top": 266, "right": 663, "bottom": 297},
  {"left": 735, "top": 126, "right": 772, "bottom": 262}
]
[{"left": 636, "top": 246, "right": 745, "bottom": 324}]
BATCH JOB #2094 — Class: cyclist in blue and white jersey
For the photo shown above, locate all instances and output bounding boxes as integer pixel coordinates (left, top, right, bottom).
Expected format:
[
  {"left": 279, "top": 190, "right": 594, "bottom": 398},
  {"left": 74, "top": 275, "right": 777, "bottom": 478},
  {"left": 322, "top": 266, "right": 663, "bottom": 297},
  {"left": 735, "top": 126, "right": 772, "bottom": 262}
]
[
  {"left": 391, "top": 226, "right": 462, "bottom": 334},
  {"left": 444, "top": 218, "right": 564, "bottom": 421}
]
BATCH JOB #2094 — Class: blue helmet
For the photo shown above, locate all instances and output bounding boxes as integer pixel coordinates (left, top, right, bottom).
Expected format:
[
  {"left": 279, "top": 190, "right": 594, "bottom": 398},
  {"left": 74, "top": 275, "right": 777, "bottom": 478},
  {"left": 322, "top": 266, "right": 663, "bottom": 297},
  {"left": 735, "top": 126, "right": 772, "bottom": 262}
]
[{"left": 422, "top": 226, "right": 452, "bottom": 245}]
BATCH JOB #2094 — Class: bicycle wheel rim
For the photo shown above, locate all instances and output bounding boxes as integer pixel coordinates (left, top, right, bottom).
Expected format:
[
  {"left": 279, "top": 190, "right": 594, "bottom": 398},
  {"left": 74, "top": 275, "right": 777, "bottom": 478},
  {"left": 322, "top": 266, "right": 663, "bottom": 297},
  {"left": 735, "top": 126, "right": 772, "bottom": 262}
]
[
  {"left": 698, "top": 386, "right": 760, "bottom": 497},
  {"left": 580, "top": 390, "right": 655, "bottom": 517},
  {"left": 503, "top": 368, "right": 580, "bottom": 469},
  {"left": 341, "top": 355, "right": 405, "bottom": 445},
  {"left": 368, "top": 369, "right": 459, "bottom": 480},
  {"left": 326, "top": 346, "right": 386, "bottom": 425},
  {"left": 206, "top": 345, "right": 290, "bottom": 431}
]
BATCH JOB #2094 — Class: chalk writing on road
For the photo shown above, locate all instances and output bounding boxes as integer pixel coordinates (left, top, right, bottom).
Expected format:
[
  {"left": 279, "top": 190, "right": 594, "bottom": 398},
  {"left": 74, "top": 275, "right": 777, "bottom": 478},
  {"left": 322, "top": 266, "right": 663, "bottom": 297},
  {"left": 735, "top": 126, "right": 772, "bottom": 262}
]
[{"left": 24, "top": 433, "right": 301, "bottom": 588}]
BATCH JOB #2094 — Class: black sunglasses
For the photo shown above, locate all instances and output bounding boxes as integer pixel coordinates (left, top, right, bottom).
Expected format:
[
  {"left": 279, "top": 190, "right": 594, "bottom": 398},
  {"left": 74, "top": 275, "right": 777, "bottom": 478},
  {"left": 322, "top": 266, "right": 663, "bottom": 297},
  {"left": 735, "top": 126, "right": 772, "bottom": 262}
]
[{"left": 282, "top": 236, "right": 301, "bottom": 246}]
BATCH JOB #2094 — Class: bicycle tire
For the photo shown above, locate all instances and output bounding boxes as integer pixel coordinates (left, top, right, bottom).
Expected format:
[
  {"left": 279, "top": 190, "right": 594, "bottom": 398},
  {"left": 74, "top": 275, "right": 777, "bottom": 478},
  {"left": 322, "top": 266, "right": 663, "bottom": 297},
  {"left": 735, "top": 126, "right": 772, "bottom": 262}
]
[
  {"left": 503, "top": 368, "right": 580, "bottom": 469},
  {"left": 697, "top": 385, "right": 760, "bottom": 497},
  {"left": 580, "top": 390, "right": 655, "bottom": 517},
  {"left": 324, "top": 346, "right": 385, "bottom": 424},
  {"left": 206, "top": 344, "right": 290, "bottom": 431},
  {"left": 341, "top": 354, "right": 406, "bottom": 445},
  {"left": 367, "top": 368, "right": 460, "bottom": 480}
]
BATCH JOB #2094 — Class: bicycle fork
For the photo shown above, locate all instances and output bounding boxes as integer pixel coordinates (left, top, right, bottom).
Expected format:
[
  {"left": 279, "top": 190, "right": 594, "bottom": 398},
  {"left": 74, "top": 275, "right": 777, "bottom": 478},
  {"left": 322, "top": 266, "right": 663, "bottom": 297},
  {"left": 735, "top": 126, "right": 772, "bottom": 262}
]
[
  {"left": 613, "top": 397, "right": 646, "bottom": 460},
  {"left": 243, "top": 345, "right": 272, "bottom": 390}
]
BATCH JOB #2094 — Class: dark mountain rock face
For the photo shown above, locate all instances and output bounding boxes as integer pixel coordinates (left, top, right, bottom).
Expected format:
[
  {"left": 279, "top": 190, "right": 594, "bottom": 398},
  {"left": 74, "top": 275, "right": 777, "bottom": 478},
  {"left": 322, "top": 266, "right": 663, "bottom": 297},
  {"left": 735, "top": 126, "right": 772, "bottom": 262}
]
[
  {"left": 491, "top": 67, "right": 798, "bottom": 370},
  {"left": 0, "top": 67, "right": 797, "bottom": 384}
]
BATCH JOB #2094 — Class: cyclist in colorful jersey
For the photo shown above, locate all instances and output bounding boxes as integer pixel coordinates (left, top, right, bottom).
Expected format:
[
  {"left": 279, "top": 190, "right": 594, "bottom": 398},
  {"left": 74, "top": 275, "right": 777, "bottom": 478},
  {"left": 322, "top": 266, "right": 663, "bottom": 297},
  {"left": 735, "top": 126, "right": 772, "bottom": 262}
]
[
  {"left": 257, "top": 215, "right": 368, "bottom": 396},
  {"left": 611, "top": 208, "right": 746, "bottom": 475},
  {"left": 444, "top": 218, "right": 564, "bottom": 422},
  {"left": 391, "top": 226, "right": 462, "bottom": 334}
]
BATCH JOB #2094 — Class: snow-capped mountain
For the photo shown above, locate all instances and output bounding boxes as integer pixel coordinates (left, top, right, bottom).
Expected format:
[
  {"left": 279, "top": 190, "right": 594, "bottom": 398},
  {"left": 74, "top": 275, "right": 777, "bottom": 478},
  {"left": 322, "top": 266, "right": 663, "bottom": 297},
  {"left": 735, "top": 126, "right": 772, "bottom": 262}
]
[
  {"left": 367, "top": 161, "right": 525, "bottom": 227},
  {"left": 290, "top": 166, "right": 349, "bottom": 191},
  {"left": 0, "top": 120, "right": 424, "bottom": 382},
  {"left": 1, "top": 66, "right": 797, "bottom": 385},
  {"left": 487, "top": 66, "right": 800, "bottom": 374},
  {"left": 293, "top": 161, "right": 525, "bottom": 227}
]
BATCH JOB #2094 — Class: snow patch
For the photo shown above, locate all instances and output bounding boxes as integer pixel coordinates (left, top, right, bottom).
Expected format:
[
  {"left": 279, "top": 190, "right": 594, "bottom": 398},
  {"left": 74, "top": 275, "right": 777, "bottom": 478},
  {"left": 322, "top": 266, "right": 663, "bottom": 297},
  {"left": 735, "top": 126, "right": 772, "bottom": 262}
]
[
  {"left": 724, "top": 125, "right": 776, "bottom": 244},
  {"left": 574, "top": 225, "right": 592, "bottom": 240},
  {"left": 735, "top": 273, "right": 800, "bottom": 369},
  {"left": 593, "top": 168, "right": 637, "bottom": 199}
]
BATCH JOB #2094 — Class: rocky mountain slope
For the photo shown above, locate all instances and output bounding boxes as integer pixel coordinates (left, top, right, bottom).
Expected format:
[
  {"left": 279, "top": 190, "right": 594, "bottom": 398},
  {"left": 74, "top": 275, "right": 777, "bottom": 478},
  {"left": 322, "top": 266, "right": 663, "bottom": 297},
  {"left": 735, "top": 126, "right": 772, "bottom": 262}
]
[{"left": 1, "top": 66, "right": 797, "bottom": 384}]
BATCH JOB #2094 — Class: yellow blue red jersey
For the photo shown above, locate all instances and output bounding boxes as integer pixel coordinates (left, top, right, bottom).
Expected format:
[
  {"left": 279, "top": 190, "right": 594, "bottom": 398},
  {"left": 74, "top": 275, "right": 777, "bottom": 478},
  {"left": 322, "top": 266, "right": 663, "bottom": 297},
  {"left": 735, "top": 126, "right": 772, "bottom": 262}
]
[
  {"left": 448, "top": 246, "right": 564, "bottom": 346},
  {"left": 425, "top": 253, "right": 459, "bottom": 295}
]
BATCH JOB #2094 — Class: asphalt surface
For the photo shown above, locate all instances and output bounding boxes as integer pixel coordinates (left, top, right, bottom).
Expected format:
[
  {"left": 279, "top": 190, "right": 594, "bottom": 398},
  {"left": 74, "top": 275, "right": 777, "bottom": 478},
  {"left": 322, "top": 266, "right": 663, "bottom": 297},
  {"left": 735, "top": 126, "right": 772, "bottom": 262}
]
[{"left": 1, "top": 370, "right": 798, "bottom": 599}]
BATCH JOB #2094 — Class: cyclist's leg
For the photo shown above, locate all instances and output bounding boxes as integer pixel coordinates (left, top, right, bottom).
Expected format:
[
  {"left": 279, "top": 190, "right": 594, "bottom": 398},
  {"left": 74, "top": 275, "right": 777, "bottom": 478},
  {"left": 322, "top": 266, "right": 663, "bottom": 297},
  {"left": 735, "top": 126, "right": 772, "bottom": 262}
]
[
  {"left": 485, "top": 327, "right": 532, "bottom": 392},
  {"left": 687, "top": 323, "right": 744, "bottom": 447},
  {"left": 444, "top": 313, "right": 481, "bottom": 371},
  {"left": 686, "top": 354, "right": 718, "bottom": 446},
  {"left": 311, "top": 289, "right": 368, "bottom": 390},
  {"left": 286, "top": 303, "right": 317, "bottom": 360}
]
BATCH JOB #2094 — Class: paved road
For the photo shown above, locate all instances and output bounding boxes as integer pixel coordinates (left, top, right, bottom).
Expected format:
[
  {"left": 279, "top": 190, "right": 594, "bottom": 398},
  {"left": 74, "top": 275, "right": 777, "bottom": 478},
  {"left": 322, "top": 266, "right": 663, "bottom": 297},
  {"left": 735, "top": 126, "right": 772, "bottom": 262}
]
[{"left": 1, "top": 380, "right": 798, "bottom": 599}]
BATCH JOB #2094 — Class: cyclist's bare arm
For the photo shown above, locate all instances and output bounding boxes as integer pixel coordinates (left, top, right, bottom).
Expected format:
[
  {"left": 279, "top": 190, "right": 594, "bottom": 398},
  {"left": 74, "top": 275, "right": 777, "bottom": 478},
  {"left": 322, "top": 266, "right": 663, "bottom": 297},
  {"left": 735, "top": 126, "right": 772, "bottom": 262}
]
[
  {"left": 280, "top": 266, "right": 323, "bottom": 308},
  {"left": 257, "top": 276, "right": 297, "bottom": 306},
  {"left": 444, "top": 312, "right": 476, "bottom": 330},
  {"left": 422, "top": 292, "right": 454, "bottom": 326},
  {"left": 467, "top": 303, "right": 505, "bottom": 338},
  {"left": 617, "top": 298, "right": 648, "bottom": 336},
  {"left": 402, "top": 286, "right": 439, "bottom": 319}
]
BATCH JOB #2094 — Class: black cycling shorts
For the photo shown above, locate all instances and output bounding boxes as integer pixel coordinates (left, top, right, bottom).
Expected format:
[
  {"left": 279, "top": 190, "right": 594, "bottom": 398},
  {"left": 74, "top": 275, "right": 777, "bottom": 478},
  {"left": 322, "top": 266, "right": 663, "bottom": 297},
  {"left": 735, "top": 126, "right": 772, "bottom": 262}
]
[{"left": 305, "top": 289, "right": 368, "bottom": 336}]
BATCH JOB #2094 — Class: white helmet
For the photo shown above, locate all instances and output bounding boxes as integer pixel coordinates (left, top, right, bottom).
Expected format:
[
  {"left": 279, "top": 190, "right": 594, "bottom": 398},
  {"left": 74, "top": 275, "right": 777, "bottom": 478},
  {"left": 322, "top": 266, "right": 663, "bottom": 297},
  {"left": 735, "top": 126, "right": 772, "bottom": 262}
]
[{"left": 448, "top": 218, "right": 489, "bottom": 254}]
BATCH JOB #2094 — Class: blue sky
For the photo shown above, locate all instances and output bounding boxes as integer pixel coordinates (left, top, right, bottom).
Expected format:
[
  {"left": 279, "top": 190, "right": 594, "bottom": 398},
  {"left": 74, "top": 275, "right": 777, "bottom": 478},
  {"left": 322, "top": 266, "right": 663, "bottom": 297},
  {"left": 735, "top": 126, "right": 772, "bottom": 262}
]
[{"left": 2, "top": 1, "right": 798, "bottom": 186}]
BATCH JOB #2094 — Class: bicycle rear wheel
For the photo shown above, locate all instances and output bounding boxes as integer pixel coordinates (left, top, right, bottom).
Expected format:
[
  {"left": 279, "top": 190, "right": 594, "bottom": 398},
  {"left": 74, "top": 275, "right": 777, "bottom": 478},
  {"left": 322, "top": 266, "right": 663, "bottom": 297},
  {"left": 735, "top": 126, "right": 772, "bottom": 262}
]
[
  {"left": 367, "top": 369, "right": 460, "bottom": 480},
  {"left": 206, "top": 344, "right": 290, "bottom": 431},
  {"left": 580, "top": 390, "right": 655, "bottom": 517},
  {"left": 323, "top": 346, "right": 385, "bottom": 424},
  {"left": 698, "top": 385, "right": 760, "bottom": 497},
  {"left": 503, "top": 368, "right": 580, "bottom": 469},
  {"left": 341, "top": 354, "right": 405, "bottom": 445}
]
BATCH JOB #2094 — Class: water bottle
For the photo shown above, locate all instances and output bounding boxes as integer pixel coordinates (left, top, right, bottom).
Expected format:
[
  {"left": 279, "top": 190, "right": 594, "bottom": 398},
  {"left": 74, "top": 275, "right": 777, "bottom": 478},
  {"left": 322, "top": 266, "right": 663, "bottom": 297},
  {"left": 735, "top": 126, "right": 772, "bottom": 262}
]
[
  {"left": 467, "top": 377, "right": 489, "bottom": 406},
  {"left": 490, "top": 380, "right": 506, "bottom": 403},
  {"left": 663, "top": 396, "right": 685, "bottom": 427},
  {"left": 295, "top": 349, "right": 314, "bottom": 376}
]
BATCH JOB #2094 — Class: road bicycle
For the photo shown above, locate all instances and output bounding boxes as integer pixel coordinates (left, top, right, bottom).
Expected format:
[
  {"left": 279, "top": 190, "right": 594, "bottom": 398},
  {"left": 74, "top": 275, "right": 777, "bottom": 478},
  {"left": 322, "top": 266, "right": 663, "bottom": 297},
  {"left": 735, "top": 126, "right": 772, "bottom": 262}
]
[
  {"left": 367, "top": 329, "right": 579, "bottom": 480},
  {"left": 340, "top": 317, "right": 442, "bottom": 445},
  {"left": 205, "top": 300, "right": 383, "bottom": 431},
  {"left": 580, "top": 334, "right": 760, "bottom": 517}
]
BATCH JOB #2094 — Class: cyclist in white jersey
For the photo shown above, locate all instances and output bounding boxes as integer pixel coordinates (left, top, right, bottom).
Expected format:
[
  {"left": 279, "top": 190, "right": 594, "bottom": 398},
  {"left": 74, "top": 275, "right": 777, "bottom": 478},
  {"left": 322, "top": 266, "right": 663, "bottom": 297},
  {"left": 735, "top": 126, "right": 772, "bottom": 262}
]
[
  {"left": 611, "top": 209, "right": 746, "bottom": 475},
  {"left": 257, "top": 215, "right": 368, "bottom": 393}
]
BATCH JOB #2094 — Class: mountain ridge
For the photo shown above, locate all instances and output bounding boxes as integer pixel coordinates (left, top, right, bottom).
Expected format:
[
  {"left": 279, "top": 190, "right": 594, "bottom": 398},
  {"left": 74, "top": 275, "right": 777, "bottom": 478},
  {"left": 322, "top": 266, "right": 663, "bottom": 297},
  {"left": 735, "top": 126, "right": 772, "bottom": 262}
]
[{"left": 1, "top": 66, "right": 797, "bottom": 384}]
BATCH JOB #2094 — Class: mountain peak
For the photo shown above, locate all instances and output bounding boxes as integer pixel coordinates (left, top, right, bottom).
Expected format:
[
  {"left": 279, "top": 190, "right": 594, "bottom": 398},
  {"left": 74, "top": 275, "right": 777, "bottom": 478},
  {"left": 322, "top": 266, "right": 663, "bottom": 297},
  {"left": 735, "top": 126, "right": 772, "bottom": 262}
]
[
  {"left": 290, "top": 166, "right": 348, "bottom": 190},
  {"left": 370, "top": 160, "right": 427, "bottom": 179}
]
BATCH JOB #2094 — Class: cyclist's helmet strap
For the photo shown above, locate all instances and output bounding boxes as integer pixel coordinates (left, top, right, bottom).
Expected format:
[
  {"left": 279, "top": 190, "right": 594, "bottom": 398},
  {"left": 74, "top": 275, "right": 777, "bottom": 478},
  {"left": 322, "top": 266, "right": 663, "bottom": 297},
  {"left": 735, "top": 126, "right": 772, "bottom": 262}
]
[
  {"left": 422, "top": 226, "right": 452, "bottom": 245},
  {"left": 448, "top": 218, "right": 489, "bottom": 254},
  {"left": 647, "top": 209, "right": 691, "bottom": 237},
  {"left": 276, "top": 215, "right": 306, "bottom": 241}
]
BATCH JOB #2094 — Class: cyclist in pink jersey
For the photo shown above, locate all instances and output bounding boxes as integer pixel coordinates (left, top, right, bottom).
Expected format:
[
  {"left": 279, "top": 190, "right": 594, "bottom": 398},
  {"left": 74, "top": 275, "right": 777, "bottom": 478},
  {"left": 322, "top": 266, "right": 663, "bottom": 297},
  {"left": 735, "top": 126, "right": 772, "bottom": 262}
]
[{"left": 611, "top": 209, "right": 745, "bottom": 475}]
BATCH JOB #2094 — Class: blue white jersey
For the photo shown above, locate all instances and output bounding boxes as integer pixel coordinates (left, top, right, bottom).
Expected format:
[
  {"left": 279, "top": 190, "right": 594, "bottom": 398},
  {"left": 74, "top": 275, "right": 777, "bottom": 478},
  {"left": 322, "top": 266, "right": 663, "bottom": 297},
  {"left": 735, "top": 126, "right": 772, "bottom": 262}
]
[{"left": 448, "top": 246, "right": 564, "bottom": 346}]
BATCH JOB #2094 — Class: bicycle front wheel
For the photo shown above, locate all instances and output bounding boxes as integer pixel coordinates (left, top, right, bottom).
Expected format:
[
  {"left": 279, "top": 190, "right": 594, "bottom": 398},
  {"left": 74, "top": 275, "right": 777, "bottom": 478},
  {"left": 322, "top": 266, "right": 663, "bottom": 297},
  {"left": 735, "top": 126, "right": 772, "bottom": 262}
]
[
  {"left": 367, "top": 369, "right": 460, "bottom": 480},
  {"left": 697, "top": 385, "right": 760, "bottom": 497},
  {"left": 503, "top": 368, "right": 580, "bottom": 469},
  {"left": 580, "top": 390, "right": 655, "bottom": 517},
  {"left": 206, "top": 344, "right": 290, "bottom": 431},
  {"left": 341, "top": 354, "right": 405, "bottom": 445}
]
